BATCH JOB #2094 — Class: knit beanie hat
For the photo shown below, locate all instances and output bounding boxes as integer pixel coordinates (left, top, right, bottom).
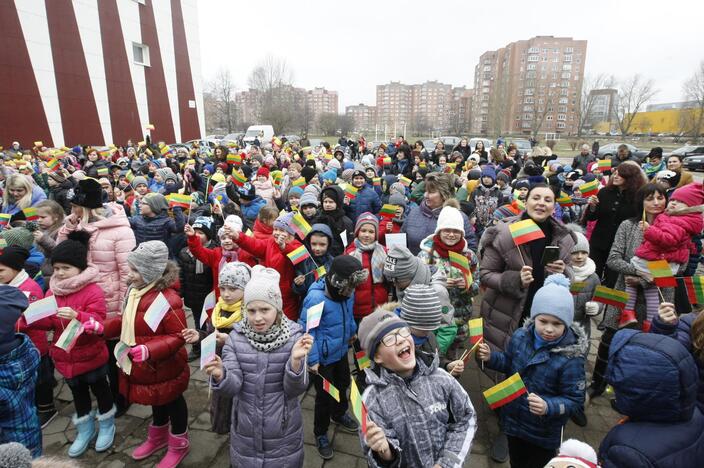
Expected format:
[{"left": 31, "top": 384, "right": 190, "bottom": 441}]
[
  {"left": 244, "top": 265, "right": 282, "bottom": 311},
  {"left": 47, "top": 170, "right": 66, "bottom": 184},
  {"left": 51, "top": 231, "right": 90, "bottom": 270},
  {"left": 571, "top": 232, "right": 590, "bottom": 254},
  {"left": 530, "top": 274, "right": 574, "bottom": 326},
  {"left": 341, "top": 169, "right": 355, "bottom": 182},
  {"left": 69, "top": 178, "right": 103, "bottom": 209},
  {"left": 192, "top": 216, "right": 214, "bottom": 240},
  {"left": 211, "top": 173, "right": 226, "bottom": 184},
  {"left": 546, "top": 439, "right": 598, "bottom": 468},
  {"left": 0, "top": 245, "right": 29, "bottom": 272},
  {"left": 131, "top": 176, "right": 148, "bottom": 189},
  {"left": 299, "top": 192, "right": 319, "bottom": 208},
  {"left": 322, "top": 169, "right": 337, "bottom": 184},
  {"left": 388, "top": 192, "right": 407, "bottom": 208},
  {"left": 301, "top": 166, "right": 317, "bottom": 183},
  {"left": 468, "top": 168, "right": 482, "bottom": 180},
  {"left": 0, "top": 286, "right": 28, "bottom": 353},
  {"left": 224, "top": 215, "right": 243, "bottom": 233},
  {"left": 355, "top": 212, "right": 378, "bottom": 237},
  {"left": 496, "top": 172, "right": 510, "bottom": 183},
  {"left": 0, "top": 441, "right": 32, "bottom": 468},
  {"left": 400, "top": 284, "right": 442, "bottom": 331},
  {"left": 480, "top": 166, "right": 496, "bottom": 183},
  {"left": 163, "top": 170, "right": 178, "bottom": 184},
  {"left": 219, "top": 261, "right": 251, "bottom": 290},
  {"left": 514, "top": 179, "right": 531, "bottom": 191},
  {"left": 670, "top": 182, "right": 704, "bottom": 207},
  {"left": 0, "top": 224, "right": 36, "bottom": 250},
  {"left": 287, "top": 186, "right": 304, "bottom": 199},
  {"left": 326, "top": 159, "right": 341, "bottom": 170},
  {"left": 273, "top": 212, "right": 296, "bottom": 235},
  {"left": 434, "top": 205, "right": 465, "bottom": 235},
  {"left": 358, "top": 306, "right": 409, "bottom": 360},
  {"left": 389, "top": 182, "right": 406, "bottom": 196},
  {"left": 127, "top": 241, "right": 168, "bottom": 284},
  {"left": 142, "top": 193, "right": 169, "bottom": 213},
  {"left": 257, "top": 167, "right": 270, "bottom": 179},
  {"left": 383, "top": 245, "right": 418, "bottom": 280}
]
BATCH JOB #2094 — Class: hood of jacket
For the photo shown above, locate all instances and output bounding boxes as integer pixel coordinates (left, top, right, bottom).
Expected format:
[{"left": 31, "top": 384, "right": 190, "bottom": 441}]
[
  {"left": 520, "top": 318, "right": 588, "bottom": 359},
  {"left": 608, "top": 329, "right": 698, "bottom": 423}
]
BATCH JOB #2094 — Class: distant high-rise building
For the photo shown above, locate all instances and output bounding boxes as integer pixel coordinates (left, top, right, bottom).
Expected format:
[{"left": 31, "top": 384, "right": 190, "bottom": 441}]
[
  {"left": 586, "top": 88, "right": 618, "bottom": 129},
  {"left": 646, "top": 101, "right": 699, "bottom": 112},
  {"left": 376, "top": 82, "right": 413, "bottom": 136},
  {"left": 306, "top": 87, "right": 338, "bottom": 132},
  {"left": 471, "top": 36, "right": 587, "bottom": 137},
  {"left": 345, "top": 104, "right": 377, "bottom": 134}
]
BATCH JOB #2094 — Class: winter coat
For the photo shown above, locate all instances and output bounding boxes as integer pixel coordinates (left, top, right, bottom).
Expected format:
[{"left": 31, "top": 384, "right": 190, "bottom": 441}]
[
  {"left": 186, "top": 235, "right": 255, "bottom": 301},
  {"left": 361, "top": 352, "right": 476, "bottom": 468},
  {"left": 585, "top": 186, "right": 639, "bottom": 253},
  {"left": 470, "top": 185, "right": 505, "bottom": 229},
  {"left": 317, "top": 186, "right": 355, "bottom": 256},
  {"left": 479, "top": 215, "right": 576, "bottom": 352},
  {"left": 240, "top": 196, "right": 267, "bottom": 223},
  {"left": 253, "top": 179, "right": 277, "bottom": 206},
  {"left": 0, "top": 335, "right": 41, "bottom": 457},
  {"left": 344, "top": 243, "right": 389, "bottom": 319},
  {"left": 57, "top": 203, "right": 135, "bottom": 317},
  {"left": 48, "top": 179, "right": 75, "bottom": 215},
  {"left": 35, "top": 227, "right": 60, "bottom": 283},
  {"left": 344, "top": 184, "right": 381, "bottom": 223},
  {"left": 83, "top": 159, "right": 111, "bottom": 179},
  {"left": 610, "top": 152, "right": 640, "bottom": 168},
  {"left": 129, "top": 208, "right": 185, "bottom": 255},
  {"left": 0, "top": 185, "right": 46, "bottom": 215},
  {"left": 571, "top": 153, "right": 596, "bottom": 172},
  {"left": 42, "top": 267, "right": 109, "bottom": 378},
  {"left": 604, "top": 219, "right": 675, "bottom": 329},
  {"left": 487, "top": 320, "right": 587, "bottom": 449},
  {"left": 291, "top": 253, "right": 333, "bottom": 297},
  {"left": 236, "top": 234, "right": 302, "bottom": 321},
  {"left": 651, "top": 313, "right": 704, "bottom": 411},
  {"left": 103, "top": 263, "right": 189, "bottom": 406},
  {"left": 177, "top": 243, "right": 214, "bottom": 311},
  {"left": 212, "top": 320, "right": 307, "bottom": 468},
  {"left": 402, "top": 201, "right": 477, "bottom": 255},
  {"left": 599, "top": 330, "right": 704, "bottom": 468},
  {"left": 299, "top": 279, "right": 356, "bottom": 367},
  {"left": 14, "top": 275, "right": 48, "bottom": 356},
  {"left": 634, "top": 211, "right": 703, "bottom": 264}
]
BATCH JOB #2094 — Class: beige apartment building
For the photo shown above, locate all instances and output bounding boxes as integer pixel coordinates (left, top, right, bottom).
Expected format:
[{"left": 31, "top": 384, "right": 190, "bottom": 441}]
[
  {"left": 306, "top": 87, "right": 339, "bottom": 129},
  {"left": 471, "top": 36, "right": 587, "bottom": 137},
  {"left": 345, "top": 104, "right": 377, "bottom": 134}
]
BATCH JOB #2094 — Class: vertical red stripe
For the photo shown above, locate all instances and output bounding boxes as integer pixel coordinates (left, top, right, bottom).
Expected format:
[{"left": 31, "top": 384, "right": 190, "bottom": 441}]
[
  {"left": 171, "top": 0, "right": 200, "bottom": 141},
  {"left": 0, "top": 0, "right": 53, "bottom": 147},
  {"left": 45, "top": 0, "right": 103, "bottom": 145},
  {"left": 139, "top": 0, "right": 175, "bottom": 143},
  {"left": 98, "top": 0, "right": 142, "bottom": 145}
]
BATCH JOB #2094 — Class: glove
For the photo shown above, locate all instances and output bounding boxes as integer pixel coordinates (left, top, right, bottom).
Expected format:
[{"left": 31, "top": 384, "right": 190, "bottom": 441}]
[
  {"left": 129, "top": 345, "right": 150, "bottom": 363},
  {"left": 585, "top": 301, "right": 600, "bottom": 317},
  {"left": 82, "top": 317, "right": 104, "bottom": 335}
]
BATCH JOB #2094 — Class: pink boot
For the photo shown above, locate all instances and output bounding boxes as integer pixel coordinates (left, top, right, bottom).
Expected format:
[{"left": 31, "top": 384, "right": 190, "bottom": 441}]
[
  {"left": 156, "top": 431, "right": 190, "bottom": 468},
  {"left": 132, "top": 424, "right": 169, "bottom": 460}
]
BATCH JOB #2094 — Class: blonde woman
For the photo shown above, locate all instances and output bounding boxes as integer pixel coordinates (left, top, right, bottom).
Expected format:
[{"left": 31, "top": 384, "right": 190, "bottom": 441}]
[{"left": 1, "top": 173, "right": 46, "bottom": 215}]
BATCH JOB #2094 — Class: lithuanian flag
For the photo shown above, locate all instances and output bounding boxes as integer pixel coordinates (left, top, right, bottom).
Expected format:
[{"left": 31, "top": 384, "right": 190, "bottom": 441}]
[
  {"left": 448, "top": 251, "right": 472, "bottom": 287},
  {"left": 291, "top": 177, "right": 306, "bottom": 188},
  {"left": 373, "top": 177, "right": 381, "bottom": 187},
  {"left": 508, "top": 219, "right": 545, "bottom": 246},
  {"left": 350, "top": 380, "right": 368, "bottom": 434},
  {"left": 322, "top": 378, "right": 340, "bottom": 402},
  {"left": 592, "top": 285, "right": 629, "bottom": 309},
  {"left": 382, "top": 157, "right": 392, "bottom": 166},
  {"left": 468, "top": 318, "right": 483, "bottom": 345},
  {"left": 579, "top": 180, "right": 600, "bottom": 197},
  {"left": 683, "top": 276, "right": 704, "bottom": 304},
  {"left": 286, "top": 245, "right": 310, "bottom": 265},
  {"left": 399, "top": 176, "right": 412, "bottom": 187},
  {"left": 570, "top": 282, "right": 586, "bottom": 295},
  {"left": 597, "top": 159, "right": 612, "bottom": 170},
  {"left": 344, "top": 185, "right": 358, "bottom": 200},
  {"left": 230, "top": 170, "right": 248, "bottom": 187},
  {"left": 355, "top": 350, "right": 371, "bottom": 370},
  {"left": 125, "top": 170, "right": 135, "bottom": 182},
  {"left": 556, "top": 192, "right": 574, "bottom": 207},
  {"left": 0, "top": 213, "right": 11, "bottom": 228},
  {"left": 291, "top": 213, "right": 312, "bottom": 238},
  {"left": 647, "top": 260, "right": 677, "bottom": 288},
  {"left": 167, "top": 193, "right": 191, "bottom": 209},
  {"left": 227, "top": 153, "right": 242, "bottom": 165},
  {"left": 46, "top": 158, "right": 60, "bottom": 172},
  {"left": 22, "top": 207, "right": 38, "bottom": 222},
  {"left": 379, "top": 204, "right": 397, "bottom": 219},
  {"left": 483, "top": 373, "right": 527, "bottom": 410},
  {"left": 313, "top": 265, "right": 326, "bottom": 280},
  {"left": 97, "top": 167, "right": 109, "bottom": 176}
]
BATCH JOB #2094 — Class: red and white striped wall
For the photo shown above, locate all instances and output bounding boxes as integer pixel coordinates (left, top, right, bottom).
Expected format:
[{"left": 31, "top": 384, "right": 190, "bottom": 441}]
[{"left": 0, "top": 0, "right": 204, "bottom": 148}]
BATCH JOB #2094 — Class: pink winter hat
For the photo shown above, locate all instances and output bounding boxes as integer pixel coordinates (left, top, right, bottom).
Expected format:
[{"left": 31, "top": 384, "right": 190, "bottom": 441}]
[{"left": 670, "top": 182, "right": 704, "bottom": 207}]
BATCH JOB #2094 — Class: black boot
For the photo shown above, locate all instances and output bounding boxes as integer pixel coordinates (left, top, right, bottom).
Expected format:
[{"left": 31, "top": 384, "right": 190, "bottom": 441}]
[
  {"left": 187, "top": 342, "right": 201, "bottom": 362},
  {"left": 490, "top": 431, "right": 509, "bottom": 463}
]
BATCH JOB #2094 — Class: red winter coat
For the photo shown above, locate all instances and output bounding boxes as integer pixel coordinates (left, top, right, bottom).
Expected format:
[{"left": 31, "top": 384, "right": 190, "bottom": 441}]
[
  {"left": 236, "top": 233, "right": 301, "bottom": 320},
  {"left": 103, "top": 262, "right": 189, "bottom": 406},
  {"left": 29, "top": 266, "right": 108, "bottom": 378},
  {"left": 378, "top": 218, "right": 403, "bottom": 246},
  {"left": 14, "top": 275, "right": 48, "bottom": 356},
  {"left": 344, "top": 244, "right": 390, "bottom": 319},
  {"left": 187, "top": 235, "right": 256, "bottom": 300},
  {"left": 634, "top": 211, "right": 704, "bottom": 264}
]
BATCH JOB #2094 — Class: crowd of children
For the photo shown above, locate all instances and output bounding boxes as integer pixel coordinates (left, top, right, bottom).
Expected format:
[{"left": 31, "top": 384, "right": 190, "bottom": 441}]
[{"left": 1, "top": 135, "right": 704, "bottom": 467}]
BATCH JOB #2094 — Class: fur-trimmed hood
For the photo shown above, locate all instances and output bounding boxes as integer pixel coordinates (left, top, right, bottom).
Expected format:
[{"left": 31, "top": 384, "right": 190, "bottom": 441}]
[
  {"left": 520, "top": 317, "right": 588, "bottom": 359},
  {"left": 153, "top": 261, "right": 179, "bottom": 291}
]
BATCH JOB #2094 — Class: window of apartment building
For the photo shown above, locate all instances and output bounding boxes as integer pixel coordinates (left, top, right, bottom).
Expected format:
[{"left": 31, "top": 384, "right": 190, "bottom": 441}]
[
  {"left": 522, "top": 122, "right": 532, "bottom": 129},
  {"left": 524, "top": 113, "right": 533, "bottom": 120},
  {"left": 564, "top": 55, "right": 572, "bottom": 62},
  {"left": 547, "top": 105, "right": 554, "bottom": 112},
  {"left": 562, "top": 64, "right": 572, "bottom": 71},
  {"left": 553, "top": 56, "right": 560, "bottom": 63},
  {"left": 549, "top": 82, "right": 557, "bottom": 88},
  {"left": 524, "top": 88, "right": 534, "bottom": 96},
  {"left": 528, "top": 47, "right": 539, "bottom": 53},
  {"left": 565, "top": 47, "right": 573, "bottom": 53},
  {"left": 540, "top": 73, "right": 547, "bottom": 80},
  {"left": 525, "top": 80, "right": 535, "bottom": 87},
  {"left": 524, "top": 105, "right": 534, "bottom": 112},
  {"left": 542, "top": 48, "right": 548, "bottom": 53},
  {"left": 132, "top": 43, "right": 149, "bottom": 66},
  {"left": 542, "top": 56, "right": 548, "bottom": 62},
  {"left": 557, "top": 114, "right": 567, "bottom": 121},
  {"left": 516, "top": 115, "right": 521, "bottom": 120},
  {"left": 561, "top": 81, "right": 570, "bottom": 88},
  {"left": 481, "top": 115, "right": 488, "bottom": 121},
  {"left": 558, "top": 105, "right": 567, "bottom": 113},
  {"left": 527, "top": 64, "right": 537, "bottom": 71},
  {"left": 538, "top": 98, "right": 544, "bottom": 105},
  {"left": 559, "top": 97, "right": 568, "bottom": 104},
  {"left": 546, "top": 115, "right": 553, "bottom": 121},
  {"left": 482, "top": 80, "right": 490, "bottom": 86},
  {"left": 524, "top": 97, "right": 535, "bottom": 104},
  {"left": 560, "top": 89, "right": 569, "bottom": 96},
  {"left": 526, "top": 71, "right": 536, "bottom": 79},
  {"left": 557, "top": 122, "right": 566, "bottom": 129},
  {"left": 554, "top": 48, "right": 560, "bottom": 53},
  {"left": 528, "top": 55, "right": 539, "bottom": 62}
]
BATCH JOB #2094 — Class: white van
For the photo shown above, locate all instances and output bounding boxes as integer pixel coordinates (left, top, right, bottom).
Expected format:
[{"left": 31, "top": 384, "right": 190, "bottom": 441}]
[{"left": 243, "top": 125, "right": 274, "bottom": 145}]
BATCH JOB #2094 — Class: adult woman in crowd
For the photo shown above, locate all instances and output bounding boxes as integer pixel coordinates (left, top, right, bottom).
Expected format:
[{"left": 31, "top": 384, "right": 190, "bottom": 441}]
[
  {"left": 1, "top": 173, "right": 46, "bottom": 215},
  {"left": 584, "top": 161, "right": 646, "bottom": 287},
  {"left": 57, "top": 178, "right": 136, "bottom": 415},
  {"left": 588, "top": 182, "right": 672, "bottom": 398},
  {"left": 401, "top": 173, "right": 476, "bottom": 254},
  {"left": 666, "top": 154, "right": 694, "bottom": 189},
  {"left": 430, "top": 141, "right": 446, "bottom": 165},
  {"left": 472, "top": 140, "right": 488, "bottom": 162},
  {"left": 452, "top": 138, "right": 472, "bottom": 160},
  {"left": 477, "top": 183, "right": 577, "bottom": 463}
]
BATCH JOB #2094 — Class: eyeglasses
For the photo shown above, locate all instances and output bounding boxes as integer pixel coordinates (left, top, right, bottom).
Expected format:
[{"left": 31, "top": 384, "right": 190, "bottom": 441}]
[{"left": 381, "top": 327, "right": 411, "bottom": 347}]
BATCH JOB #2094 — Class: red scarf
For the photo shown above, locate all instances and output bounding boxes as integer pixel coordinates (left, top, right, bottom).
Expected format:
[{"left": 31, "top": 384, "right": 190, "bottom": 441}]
[{"left": 431, "top": 233, "right": 466, "bottom": 260}]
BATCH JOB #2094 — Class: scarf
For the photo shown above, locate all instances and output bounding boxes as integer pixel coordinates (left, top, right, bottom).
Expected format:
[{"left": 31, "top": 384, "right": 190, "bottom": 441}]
[
  {"left": 241, "top": 315, "right": 292, "bottom": 352},
  {"left": 120, "top": 282, "right": 157, "bottom": 346},
  {"left": 350, "top": 238, "right": 386, "bottom": 283},
  {"left": 571, "top": 257, "right": 596, "bottom": 282},
  {"left": 48, "top": 266, "right": 100, "bottom": 297},
  {"left": 8, "top": 270, "right": 29, "bottom": 288},
  {"left": 218, "top": 249, "right": 239, "bottom": 274},
  {"left": 186, "top": 250, "right": 205, "bottom": 275},
  {"left": 211, "top": 299, "right": 242, "bottom": 330},
  {"left": 430, "top": 234, "right": 466, "bottom": 261}
]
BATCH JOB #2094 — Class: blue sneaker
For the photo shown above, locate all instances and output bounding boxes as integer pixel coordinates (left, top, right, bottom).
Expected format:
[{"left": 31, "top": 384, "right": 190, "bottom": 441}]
[
  {"left": 316, "top": 434, "right": 333, "bottom": 460},
  {"left": 332, "top": 413, "right": 359, "bottom": 433}
]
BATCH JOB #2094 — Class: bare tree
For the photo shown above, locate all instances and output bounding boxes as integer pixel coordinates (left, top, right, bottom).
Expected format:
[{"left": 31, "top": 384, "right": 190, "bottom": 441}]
[
  {"left": 615, "top": 74, "right": 658, "bottom": 136},
  {"left": 317, "top": 112, "right": 338, "bottom": 136},
  {"left": 576, "top": 73, "right": 617, "bottom": 137},
  {"left": 487, "top": 71, "right": 510, "bottom": 137},
  {"left": 681, "top": 61, "right": 704, "bottom": 142},
  {"left": 205, "top": 68, "right": 237, "bottom": 134},
  {"left": 247, "top": 55, "right": 297, "bottom": 133}
]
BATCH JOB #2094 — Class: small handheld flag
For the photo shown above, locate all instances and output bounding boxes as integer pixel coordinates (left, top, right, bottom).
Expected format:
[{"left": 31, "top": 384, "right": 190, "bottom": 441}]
[
  {"left": 468, "top": 318, "right": 483, "bottom": 345},
  {"left": 570, "top": 282, "right": 586, "bottom": 295},
  {"left": 305, "top": 302, "right": 324, "bottom": 332},
  {"left": 200, "top": 332, "right": 217, "bottom": 370},
  {"left": 683, "top": 276, "right": 704, "bottom": 304},
  {"left": 114, "top": 341, "right": 132, "bottom": 375},
  {"left": 287, "top": 245, "right": 311, "bottom": 266},
  {"left": 312, "top": 265, "right": 326, "bottom": 280},
  {"left": 379, "top": 204, "right": 397, "bottom": 219},
  {"left": 579, "top": 180, "right": 600, "bottom": 198},
  {"left": 448, "top": 251, "right": 472, "bottom": 287},
  {"left": 55, "top": 319, "right": 84, "bottom": 352},
  {"left": 483, "top": 373, "right": 527, "bottom": 410},
  {"left": 291, "top": 177, "right": 306, "bottom": 188},
  {"left": 372, "top": 177, "right": 381, "bottom": 187},
  {"left": 556, "top": 192, "right": 574, "bottom": 208},
  {"left": 592, "top": 285, "right": 629, "bottom": 309},
  {"left": 167, "top": 193, "right": 191, "bottom": 209},
  {"left": 355, "top": 350, "right": 371, "bottom": 370},
  {"left": 509, "top": 219, "right": 545, "bottom": 246},
  {"left": 22, "top": 207, "right": 38, "bottom": 222},
  {"left": 382, "top": 157, "right": 392, "bottom": 166},
  {"left": 322, "top": 378, "right": 340, "bottom": 402},
  {"left": 291, "top": 213, "right": 312, "bottom": 239},
  {"left": 399, "top": 176, "right": 412, "bottom": 187},
  {"left": 227, "top": 153, "right": 242, "bottom": 166},
  {"left": 350, "top": 380, "right": 368, "bottom": 434},
  {"left": 344, "top": 185, "right": 358, "bottom": 200},
  {"left": 46, "top": 158, "right": 61, "bottom": 172},
  {"left": 200, "top": 290, "right": 217, "bottom": 327},
  {"left": 0, "top": 213, "right": 11, "bottom": 229},
  {"left": 460, "top": 337, "right": 483, "bottom": 363},
  {"left": 647, "top": 260, "right": 677, "bottom": 288},
  {"left": 143, "top": 292, "right": 171, "bottom": 332},
  {"left": 23, "top": 296, "right": 58, "bottom": 324},
  {"left": 597, "top": 159, "right": 612, "bottom": 170},
  {"left": 230, "top": 170, "right": 248, "bottom": 187}
]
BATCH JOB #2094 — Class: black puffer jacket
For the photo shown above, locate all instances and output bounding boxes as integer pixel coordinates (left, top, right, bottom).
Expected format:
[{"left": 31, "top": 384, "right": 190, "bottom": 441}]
[
  {"left": 178, "top": 242, "right": 214, "bottom": 310},
  {"left": 317, "top": 185, "right": 354, "bottom": 257}
]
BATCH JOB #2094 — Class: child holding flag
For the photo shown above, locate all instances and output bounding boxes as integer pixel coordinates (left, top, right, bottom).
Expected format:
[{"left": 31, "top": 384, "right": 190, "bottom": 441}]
[
  {"left": 477, "top": 274, "right": 587, "bottom": 468},
  {"left": 292, "top": 224, "right": 334, "bottom": 297},
  {"left": 129, "top": 193, "right": 185, "bottom": 258},
  {"left": 204, "top": 266, "right": 313, "bottom": 467},
  {"left": 357, "top": 306, "right": 476, "bottom": 467},
  {"left": 24, "top": 232, "right": 116, "bottom": 457},
  {"left": 93, "top": 241, "right": 190, "bottom": 467}
]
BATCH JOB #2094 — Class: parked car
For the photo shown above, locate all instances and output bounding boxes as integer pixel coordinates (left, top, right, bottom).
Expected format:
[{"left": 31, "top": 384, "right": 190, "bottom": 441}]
[
  {"left": 597, "top": 143, "right": 648, "bottom": 161},
  {"left": 205, "top": 134, "right": 224, "bottom": 141},
  {"left": 221, "top": 133, "right": 243, "bottom": 144},
  {"left": 510, "top": 139, "right": 533, "bottom": 157},
  {"left": 439, "top": 136, "right": 461, "bottom": 149},
  {"left": 683, "top": 154, "right": 704, "bottom": 172},
  {"left": 184, "top": 139, "right": 217, "bottom": 150},
  {"left": 281, "top": 135, "right": 300, "bottom": 143},
  {"left": 669, "top": 145, "right": 704, "bottom": 157}
]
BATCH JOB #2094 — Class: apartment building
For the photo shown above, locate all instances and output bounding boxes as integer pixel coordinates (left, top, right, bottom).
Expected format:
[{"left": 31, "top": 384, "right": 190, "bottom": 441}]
[{"left": 345, "top": 104, "right": 377, "bottom": 134}]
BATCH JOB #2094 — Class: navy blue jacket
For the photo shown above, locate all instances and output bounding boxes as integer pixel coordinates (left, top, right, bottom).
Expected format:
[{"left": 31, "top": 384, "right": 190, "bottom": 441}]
[
  {"left": 129, "top": 208, "right": 185, "bottom": 257},
  {"left": 344, "top": 184, "right": 381, "bottom": 223},
  {"left": 486, "top": 320, "right": 587, "bottom": 450},
  {"left": 292, "top": 254, "right": 333, "bottom": 297},
  {"left": 600, "top": 330, "right": 704, "bottom": 467}
]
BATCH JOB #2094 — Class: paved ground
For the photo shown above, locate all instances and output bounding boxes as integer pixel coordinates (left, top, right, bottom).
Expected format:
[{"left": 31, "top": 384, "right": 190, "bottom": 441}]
[{"left": 42, "top": 309, "right": 620, "bottom": 467}]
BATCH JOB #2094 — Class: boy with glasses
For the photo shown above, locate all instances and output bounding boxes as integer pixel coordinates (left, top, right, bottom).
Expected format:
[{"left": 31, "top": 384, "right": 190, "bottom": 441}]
[{"left": 357, "top": 307, "right": 476, "bottom": 467}]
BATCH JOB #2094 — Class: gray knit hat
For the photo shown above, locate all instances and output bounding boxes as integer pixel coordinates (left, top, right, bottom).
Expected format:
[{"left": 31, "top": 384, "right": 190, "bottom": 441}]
[
  {"left": 142, "top": 193, "right": 169, "bottom": 213},
  {"left": 400, "top": 284, "right": 442, "bottom": 331},
  {"left": 299, "top": 191, "right": 319, "bottom": 208},
  {"left": 571, "top": 231, "right": 590, "bottom": 255},
  {"left": 384, "top": 245, "right": 419, "bottom": 280},
  {"left": 273, "top": 212, "right": 296, "bottom": 236},
  {"left": 127, "top": 241, "right": 168, "bottom": 284},
  {"left": 219, "top": 262, "right": 251, "bottom": 290},
  {"left": 0, "top": 225, "right": 36, "bottom": 250},
  {"left": 388, "top": 192, "right": 407, "bottom": 208},
  {"left": 244, "top": 265, "right": 282, "bottom": 312},
  {"left": 131, "top": 176, "right": 148, "bottom": 189},
  {"left": 358, "top": 306, "right": 409, "bottom": 360}
]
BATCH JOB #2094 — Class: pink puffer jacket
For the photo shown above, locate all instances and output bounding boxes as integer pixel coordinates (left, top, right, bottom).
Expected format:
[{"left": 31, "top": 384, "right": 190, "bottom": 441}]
[{"left": 57, "top": 203, "right": 135, "bottom": 317}]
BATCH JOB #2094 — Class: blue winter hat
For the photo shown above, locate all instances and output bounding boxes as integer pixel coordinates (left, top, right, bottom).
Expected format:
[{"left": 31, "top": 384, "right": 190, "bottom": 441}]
[
  {"left": 530, "top": 274, "right": 574, "bottom": 326},
  {"left": 343, "top": 161, "right": 355, "bottom": 170},
  {"left": 322, "top": 169, "right": 337, "bottom": 184},
  {"left": 480, "top": 166, "right": 496, "bottom": 183},
  {"left": 307, "top": 223, "right": 333, "bottom": 243},
  {"left": 273, "top": 212, "right": 296, "bottom": 235},
  {"left": 0, "top": 285, "right": 29, "bottom": 349},
  {"left": 287, "top": 186, "right": 304, "bottom": 199}
]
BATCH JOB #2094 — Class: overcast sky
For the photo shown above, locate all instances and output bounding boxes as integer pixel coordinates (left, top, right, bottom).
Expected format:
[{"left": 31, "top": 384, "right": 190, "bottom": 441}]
[{"left": 198, "top": 0, "right": 703, "bottom": 110}]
